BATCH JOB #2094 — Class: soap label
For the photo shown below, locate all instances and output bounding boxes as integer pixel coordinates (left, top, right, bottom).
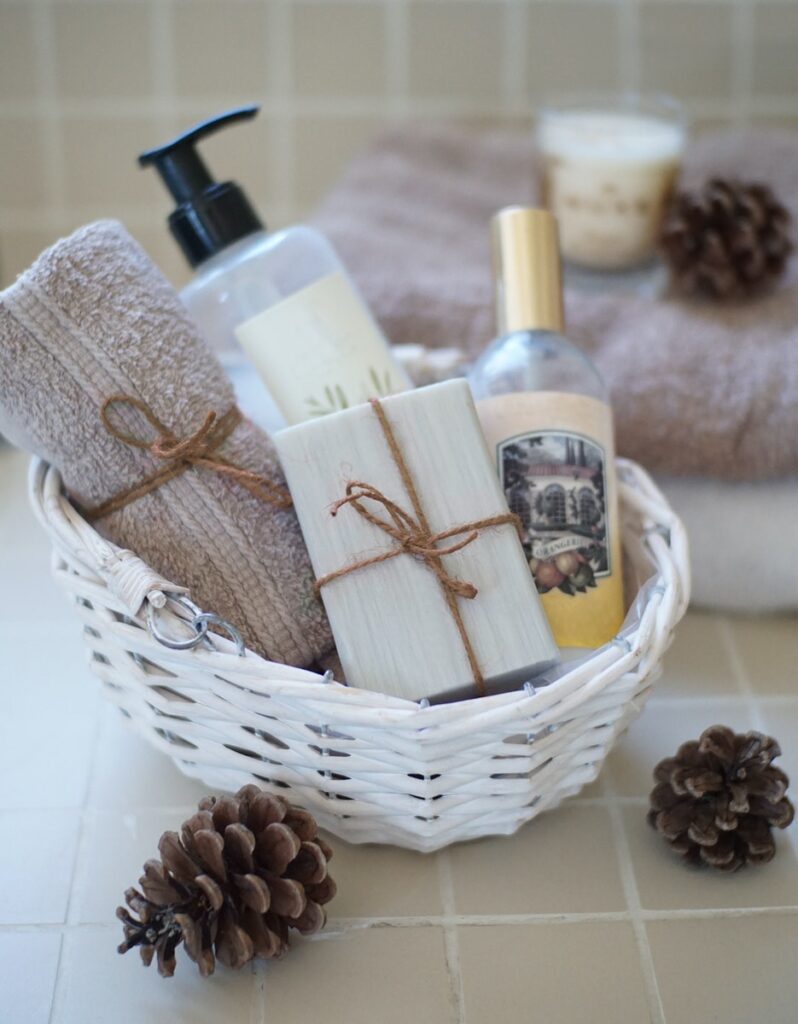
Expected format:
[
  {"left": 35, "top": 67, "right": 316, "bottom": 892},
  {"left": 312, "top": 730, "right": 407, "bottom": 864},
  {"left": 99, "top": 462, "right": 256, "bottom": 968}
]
[
  {"left": 234, "top": 271, "right": 410, "bottom": 425},
  {"left": 498, "top": 428, "right": 611, "bottom": 596},
  {"left": 477, "top": 391, "right": 625, "bottom": 649}
]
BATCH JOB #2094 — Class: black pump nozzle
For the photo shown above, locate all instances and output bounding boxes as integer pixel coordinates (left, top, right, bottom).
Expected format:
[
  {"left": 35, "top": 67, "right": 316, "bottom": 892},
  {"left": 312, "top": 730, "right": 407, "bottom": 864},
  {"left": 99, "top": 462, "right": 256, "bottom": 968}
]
[{"left": 139, "top": 105, "right": 264, "bottom": 268}]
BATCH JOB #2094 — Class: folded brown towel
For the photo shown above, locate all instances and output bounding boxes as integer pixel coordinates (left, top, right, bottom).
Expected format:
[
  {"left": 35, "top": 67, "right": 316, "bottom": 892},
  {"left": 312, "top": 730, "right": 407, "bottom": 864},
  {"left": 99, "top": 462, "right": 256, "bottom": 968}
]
[
  {"left": 0, "top": 220, "right": 332, "bottom": 665},
  {"left": 314, "top": 125, "right": 798, "bottom": 481}
]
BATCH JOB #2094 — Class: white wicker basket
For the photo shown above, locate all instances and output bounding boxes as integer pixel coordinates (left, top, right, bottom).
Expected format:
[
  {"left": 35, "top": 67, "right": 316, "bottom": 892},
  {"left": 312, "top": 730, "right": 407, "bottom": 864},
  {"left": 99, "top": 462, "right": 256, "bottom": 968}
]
[{"left": 29, "top": 455, "right": 689, "bottom": 852}]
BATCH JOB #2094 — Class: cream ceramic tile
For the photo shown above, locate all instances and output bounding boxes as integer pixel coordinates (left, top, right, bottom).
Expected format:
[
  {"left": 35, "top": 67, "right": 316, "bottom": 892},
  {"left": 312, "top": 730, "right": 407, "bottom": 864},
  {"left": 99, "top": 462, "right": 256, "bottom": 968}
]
[
  {"left": 458, "top": 922, "right": 650, "bottom": 1023},
  {"left": 730, "top": 615, "right": 798, "bottom": 695},
  {"left": 61, "top": 115, "right": 164, "bottom": 210},
  {"left": 293, "top": 114, "right": 383, "bottom": 207},
  {"left": 407, "top": 1, "right": 504, "bottom": 101},
  {"left": 131, "top": 225, "right": 192, "bottom": 291},
  {"left": 193, "top": 108, "right": 278, "bottom": 220},
  {"left": 75, "top": 809, "right": 188, "bottom": 925},
  {"left": 753, "top": 3, "right": 798, "bottom": 97},
  {"left": 0, "top": 621, "right": 98, "bottom": 720},
  {"left": 648, "top": 916, "right": 798, "bottom": 1024},
  {"left": 0, "top": 622, "right": 98, "bottom": 809},
  {"left": 0, "top": 118, "right": 47, "bottom": 209},
  {"left": 0, "top": 543, "right": 77, "bottom": 623},
  {"left": 53, "top": 2, "right": 154, "bottom": 99},
  {"left": 624, "top": 806, "right": 798, "bottom": 911},
  {"left": 607, "top": 699, "right": 757, "bottom": 796},
  {"left": 291, "top": 2, "right": 387, "bottom": 98},
  {"left": 527, "top": 1, "right": 621, "bottom": 97},
  {"left": 0, "top": 931, "right": 61, "bottom": 1024},
  {"left": 0, "top": 808, "right": 79, "bottom": 923},
  {"left": 640, "top": 2, "right": 734, "bottom": 101},
  {"left": 449, "top": 804, "right": 626, "bottom": 915},
  {"left": 254, "top": 927, "right": 456, "bottom": 1024},
  {"left": 0, "top": 446, "right": 46, "bottom": 544},
  {"left": 55, "top": 927, "right": 257, "bottom": 1024},
  {"left": 656, "top": 610, "right": 737, "bottom": 697},
  {"left": 325, "top": 838, "right": 442, "bottom": 919},
  {"left": 172, "top": 0, "right": 269, "bottom": 100},
  {"left": 87, "top": 701, "right": 211, "bottom": 809},
  {"left": 0, "top": 228, "right": 58, "bottom": 287},
  {"left": 0, "top": 3, "right": 38, "bottom": 101}
]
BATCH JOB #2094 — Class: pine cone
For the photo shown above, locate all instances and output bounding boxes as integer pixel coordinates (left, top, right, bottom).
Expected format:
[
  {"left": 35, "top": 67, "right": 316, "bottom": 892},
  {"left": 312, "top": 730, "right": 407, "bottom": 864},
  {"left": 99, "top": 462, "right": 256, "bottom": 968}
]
[
  {"left": 661, "top": 177, "right": 793, "bottom": 299},
  {"left": 117, "top": 786, "right": 336, "bottom": 977},
  {"left": 648, "top": 725, "right": 794, "bottom": 872}
]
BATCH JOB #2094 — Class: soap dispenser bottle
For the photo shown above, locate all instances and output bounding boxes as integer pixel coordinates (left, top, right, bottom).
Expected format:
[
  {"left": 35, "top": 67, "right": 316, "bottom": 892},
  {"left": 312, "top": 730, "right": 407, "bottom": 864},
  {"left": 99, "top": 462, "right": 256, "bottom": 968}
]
[
  {"left": 469, "top": 207, "right": 625, "bottom": 649},
  {"left": 140, "top": 105, "right": 411, "bottom": 426}
]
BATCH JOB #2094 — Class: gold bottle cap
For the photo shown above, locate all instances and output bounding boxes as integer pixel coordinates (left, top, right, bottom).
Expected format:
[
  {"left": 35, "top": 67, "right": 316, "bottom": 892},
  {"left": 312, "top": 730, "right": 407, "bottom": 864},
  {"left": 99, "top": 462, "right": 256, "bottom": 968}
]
[{"left": 492, "top": 206, "right": 565, "bottom": 335}]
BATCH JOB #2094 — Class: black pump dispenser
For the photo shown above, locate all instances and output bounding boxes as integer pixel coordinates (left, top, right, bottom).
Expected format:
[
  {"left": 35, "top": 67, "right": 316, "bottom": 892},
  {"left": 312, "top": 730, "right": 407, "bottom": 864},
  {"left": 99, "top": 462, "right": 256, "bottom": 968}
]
[{"left": 139, "top": 105, "right": 265, "bottom": 268}]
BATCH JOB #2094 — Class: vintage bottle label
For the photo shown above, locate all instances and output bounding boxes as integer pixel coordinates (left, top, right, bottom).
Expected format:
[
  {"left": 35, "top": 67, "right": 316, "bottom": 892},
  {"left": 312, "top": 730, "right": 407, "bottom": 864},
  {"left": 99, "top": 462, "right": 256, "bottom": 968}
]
[
  {"left": 476, "top": 391, "right": 625, "bottom": 649},
  {"left": 234, "top": 271, "right": 410, "bottom": 425}
]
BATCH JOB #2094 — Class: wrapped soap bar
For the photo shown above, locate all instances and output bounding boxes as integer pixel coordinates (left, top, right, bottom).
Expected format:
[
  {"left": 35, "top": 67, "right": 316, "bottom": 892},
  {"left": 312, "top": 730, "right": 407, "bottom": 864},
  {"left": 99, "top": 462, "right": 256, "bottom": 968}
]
[{"left": 274, "top": 379, "right": 558, "bottom": 702}]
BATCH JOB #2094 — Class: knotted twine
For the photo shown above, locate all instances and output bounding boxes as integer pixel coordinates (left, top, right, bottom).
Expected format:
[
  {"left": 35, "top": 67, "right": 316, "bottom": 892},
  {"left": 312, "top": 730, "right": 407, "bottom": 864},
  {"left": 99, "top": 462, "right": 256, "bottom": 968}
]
[
  {"left": 314, "top": 398, "right": 522, "bottom": 696},
  {"left": 85, "top": 394, "right": 292, "bottom": 521}
]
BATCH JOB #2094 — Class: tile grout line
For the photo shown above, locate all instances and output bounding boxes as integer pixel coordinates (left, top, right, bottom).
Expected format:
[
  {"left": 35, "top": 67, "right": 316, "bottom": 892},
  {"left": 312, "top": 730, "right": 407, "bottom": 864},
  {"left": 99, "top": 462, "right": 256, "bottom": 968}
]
[
  {"left": 31, "top": 0, "right": 65, "bottom": 232},
  {"left": 269, "top": 0, "right": 296, "bottom": 217},
  {"left": 47, "top": 698, "right": 106, "bottom": 1024},
  {"left": 150, "top": 0, "right": 177, "bottom": 135},
  {"left": 603, "top": 771, "right": 667, "bottom": 1024},
  {"left": 731, "top": 0, "right": 754, "bottom": 128},
  {"left": 716, "top": 616, "right": 768, "bottom": 732},
  {"left": 7, "top": 899, "right": 798, "bottom": 937},
  {"left": 501, "top": 0, "right": 526, "bottom": 117},
  {"left": 618, "top": 0, "right": 641, "bottom": 93},
  {"left": 385, "top": 0, "right": 410, "bottom": 122},
  {"left": 436, "top": 851, "right": 467, "bottom": 1024}
]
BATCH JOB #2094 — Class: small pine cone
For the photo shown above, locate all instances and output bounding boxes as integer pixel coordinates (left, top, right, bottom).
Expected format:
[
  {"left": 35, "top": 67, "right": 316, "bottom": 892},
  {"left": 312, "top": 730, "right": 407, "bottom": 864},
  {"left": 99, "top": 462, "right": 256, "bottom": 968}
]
[
  {"left": 648, "top": 725, "right": 794, "bottom": 872},
  {"left": 117, "top": 786, "right": 336, "bottom": 977},
  {"left": 661, "top": 177, "right": 793, "bottom": 299}
]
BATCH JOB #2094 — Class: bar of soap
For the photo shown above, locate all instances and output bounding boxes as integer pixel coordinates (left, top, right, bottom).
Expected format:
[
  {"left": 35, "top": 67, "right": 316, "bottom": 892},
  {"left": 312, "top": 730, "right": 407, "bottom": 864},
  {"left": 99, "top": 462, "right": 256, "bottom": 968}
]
[{"left": 274, "top": 379, "right": 557, "bottom": 701}]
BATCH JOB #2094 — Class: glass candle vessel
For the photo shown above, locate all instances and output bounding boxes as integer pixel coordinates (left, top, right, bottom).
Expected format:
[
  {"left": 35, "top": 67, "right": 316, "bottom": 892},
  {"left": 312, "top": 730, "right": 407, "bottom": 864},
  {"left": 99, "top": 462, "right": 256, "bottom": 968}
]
[{"left": 537, "top": 94, "right": 687, "bottom": 271}]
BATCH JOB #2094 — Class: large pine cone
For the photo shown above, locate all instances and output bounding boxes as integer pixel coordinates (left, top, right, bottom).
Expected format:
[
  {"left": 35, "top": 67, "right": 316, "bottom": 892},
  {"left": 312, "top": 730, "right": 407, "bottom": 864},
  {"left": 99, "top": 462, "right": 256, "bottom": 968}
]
[
  {"left": 117, "top": 786, "right": 336, "bottom": 977},
  {"left": 661, "top": 178, "right": 793, "bottom": 299},
  {"left": 648, "top": 725, "right": 794, "bottom": 871}
]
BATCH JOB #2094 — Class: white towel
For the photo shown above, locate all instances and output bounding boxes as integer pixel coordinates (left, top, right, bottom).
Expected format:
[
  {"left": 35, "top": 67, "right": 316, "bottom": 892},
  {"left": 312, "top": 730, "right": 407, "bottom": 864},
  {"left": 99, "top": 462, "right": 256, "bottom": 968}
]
[{"left": 658, "top": 476, "right": 798, "bottom": 612}]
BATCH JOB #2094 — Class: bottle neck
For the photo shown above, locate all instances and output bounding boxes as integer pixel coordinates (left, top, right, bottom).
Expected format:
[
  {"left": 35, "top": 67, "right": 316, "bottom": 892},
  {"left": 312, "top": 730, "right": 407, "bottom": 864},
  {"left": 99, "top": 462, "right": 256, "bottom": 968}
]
[
  {"left": 493, "top": 216, "right": 565, "bottom": 335},
  {"left": 496, "top": 279, "right": 565, "bottom": 336}
]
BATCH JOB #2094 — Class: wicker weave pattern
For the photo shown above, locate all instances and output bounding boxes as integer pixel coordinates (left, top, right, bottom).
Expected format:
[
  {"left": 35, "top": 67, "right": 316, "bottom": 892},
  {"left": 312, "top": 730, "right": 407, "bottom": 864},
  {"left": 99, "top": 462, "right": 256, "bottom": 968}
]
[{"left": 28, "top": 456, "right": 689, "bottom": 852}]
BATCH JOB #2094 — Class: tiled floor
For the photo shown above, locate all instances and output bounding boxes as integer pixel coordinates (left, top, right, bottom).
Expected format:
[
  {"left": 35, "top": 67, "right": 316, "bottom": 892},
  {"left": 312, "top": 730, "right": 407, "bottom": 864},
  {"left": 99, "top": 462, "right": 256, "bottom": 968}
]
[{"left": 2, "top": 444, "right": 797, "bottom": 1024}]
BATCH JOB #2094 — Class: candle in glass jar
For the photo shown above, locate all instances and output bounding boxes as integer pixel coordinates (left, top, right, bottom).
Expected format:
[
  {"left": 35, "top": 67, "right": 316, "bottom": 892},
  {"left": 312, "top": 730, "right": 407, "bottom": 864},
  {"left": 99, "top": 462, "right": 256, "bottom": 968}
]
[{"left": 538, "top": 100, "right": 686, "bottom": 270}]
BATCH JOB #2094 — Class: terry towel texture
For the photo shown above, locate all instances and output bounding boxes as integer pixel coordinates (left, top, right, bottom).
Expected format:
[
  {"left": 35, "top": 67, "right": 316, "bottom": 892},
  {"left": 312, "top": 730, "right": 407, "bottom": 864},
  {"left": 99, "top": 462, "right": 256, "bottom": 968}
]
[
  {"left": 314, "top": 126, "right": 798, "bottom": 481},
  {"left": 658, "top": 475, "right": 798, "bottom": 613},
  {"left": 0, "top": 220, "right": 332, "bottom": 666}
]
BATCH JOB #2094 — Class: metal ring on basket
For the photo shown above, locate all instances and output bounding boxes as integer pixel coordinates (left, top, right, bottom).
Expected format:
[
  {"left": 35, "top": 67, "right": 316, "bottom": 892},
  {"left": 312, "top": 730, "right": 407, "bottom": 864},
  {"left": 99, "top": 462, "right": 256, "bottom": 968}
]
[
  {"left": 146, "top": 594, "right": 209, "bottom": 650},
  {"left": 193, "top": 612, "right": 246, "bottom": 657}
]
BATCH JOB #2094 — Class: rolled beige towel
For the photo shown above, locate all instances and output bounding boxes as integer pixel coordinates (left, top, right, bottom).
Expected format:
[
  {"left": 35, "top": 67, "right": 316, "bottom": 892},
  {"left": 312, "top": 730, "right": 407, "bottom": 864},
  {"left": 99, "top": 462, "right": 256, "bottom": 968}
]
[{"left": 0, "top": 220, "right": 332, "bottom": 666}]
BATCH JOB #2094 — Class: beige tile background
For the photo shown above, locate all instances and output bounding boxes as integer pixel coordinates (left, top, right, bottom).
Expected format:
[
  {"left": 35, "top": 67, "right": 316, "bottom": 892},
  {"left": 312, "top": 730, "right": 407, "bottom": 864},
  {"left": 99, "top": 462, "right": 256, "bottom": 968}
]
[{"left": 0, "top": 0, "right": 797, "bottom": 289}]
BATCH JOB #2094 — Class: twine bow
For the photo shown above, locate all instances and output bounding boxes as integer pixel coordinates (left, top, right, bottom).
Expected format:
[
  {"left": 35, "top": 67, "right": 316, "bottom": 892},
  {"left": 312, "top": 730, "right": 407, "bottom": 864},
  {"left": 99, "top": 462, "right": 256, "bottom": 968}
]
[
  {"left": 314, "top": 398, "right": 522, "bottom": 695},
  {"left": 85, "top": 394, "right": 292, "bottom": 521}
]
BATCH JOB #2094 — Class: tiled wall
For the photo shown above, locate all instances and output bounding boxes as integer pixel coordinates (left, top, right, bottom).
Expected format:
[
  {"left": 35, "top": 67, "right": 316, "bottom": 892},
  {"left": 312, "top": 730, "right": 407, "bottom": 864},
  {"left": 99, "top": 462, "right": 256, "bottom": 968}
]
[{"left": 1, "top": 0, "right": 797, "bottom": 289}]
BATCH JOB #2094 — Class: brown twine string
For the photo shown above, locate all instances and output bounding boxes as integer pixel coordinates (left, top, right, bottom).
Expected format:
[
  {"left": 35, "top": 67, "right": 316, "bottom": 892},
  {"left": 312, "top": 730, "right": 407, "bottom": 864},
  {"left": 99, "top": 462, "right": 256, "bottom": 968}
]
[
  {"left": 84, "top": 394, "right": 292, "bottom": 521},
  {"left": 314, "top": 397, "right": 522, "bottom": 696}
]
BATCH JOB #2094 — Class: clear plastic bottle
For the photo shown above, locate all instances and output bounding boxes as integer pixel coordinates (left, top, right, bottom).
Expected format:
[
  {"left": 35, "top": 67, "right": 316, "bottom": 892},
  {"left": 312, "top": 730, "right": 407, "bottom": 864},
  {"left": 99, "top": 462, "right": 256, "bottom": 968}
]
[
  {"left": 469, "top": 207, "right": 624, "bottom": 648},
  {"left": 140, "top": 106, "right": 410, "bottom": 427}
]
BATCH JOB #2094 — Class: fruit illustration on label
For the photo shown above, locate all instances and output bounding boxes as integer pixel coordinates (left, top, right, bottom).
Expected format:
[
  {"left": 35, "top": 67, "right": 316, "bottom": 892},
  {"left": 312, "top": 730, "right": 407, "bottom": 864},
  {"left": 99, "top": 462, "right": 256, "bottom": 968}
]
[{"left": 499, "top": 429, "right": 610, "bottom": 598}]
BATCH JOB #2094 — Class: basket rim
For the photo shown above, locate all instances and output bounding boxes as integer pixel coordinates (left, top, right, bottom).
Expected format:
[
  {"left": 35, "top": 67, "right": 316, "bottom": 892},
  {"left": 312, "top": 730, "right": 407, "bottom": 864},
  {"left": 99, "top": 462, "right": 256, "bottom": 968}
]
[{"left": 27, "top": 455, "right": 690, "bottom": 725}]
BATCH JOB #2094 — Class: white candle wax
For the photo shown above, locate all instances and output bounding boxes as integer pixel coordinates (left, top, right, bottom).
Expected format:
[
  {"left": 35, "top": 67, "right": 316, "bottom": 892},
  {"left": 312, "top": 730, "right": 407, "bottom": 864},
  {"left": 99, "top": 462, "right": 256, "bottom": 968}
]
[{"left": 538, "top": 109, "right": 686, "bottom": 270}]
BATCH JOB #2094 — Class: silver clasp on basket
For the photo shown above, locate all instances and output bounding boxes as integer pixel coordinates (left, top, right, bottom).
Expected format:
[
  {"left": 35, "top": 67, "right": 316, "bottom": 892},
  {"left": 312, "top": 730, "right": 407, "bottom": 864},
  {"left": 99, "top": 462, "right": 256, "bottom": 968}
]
[{"left": 146, "top": 593, "right": 246, "bottom": 656}]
